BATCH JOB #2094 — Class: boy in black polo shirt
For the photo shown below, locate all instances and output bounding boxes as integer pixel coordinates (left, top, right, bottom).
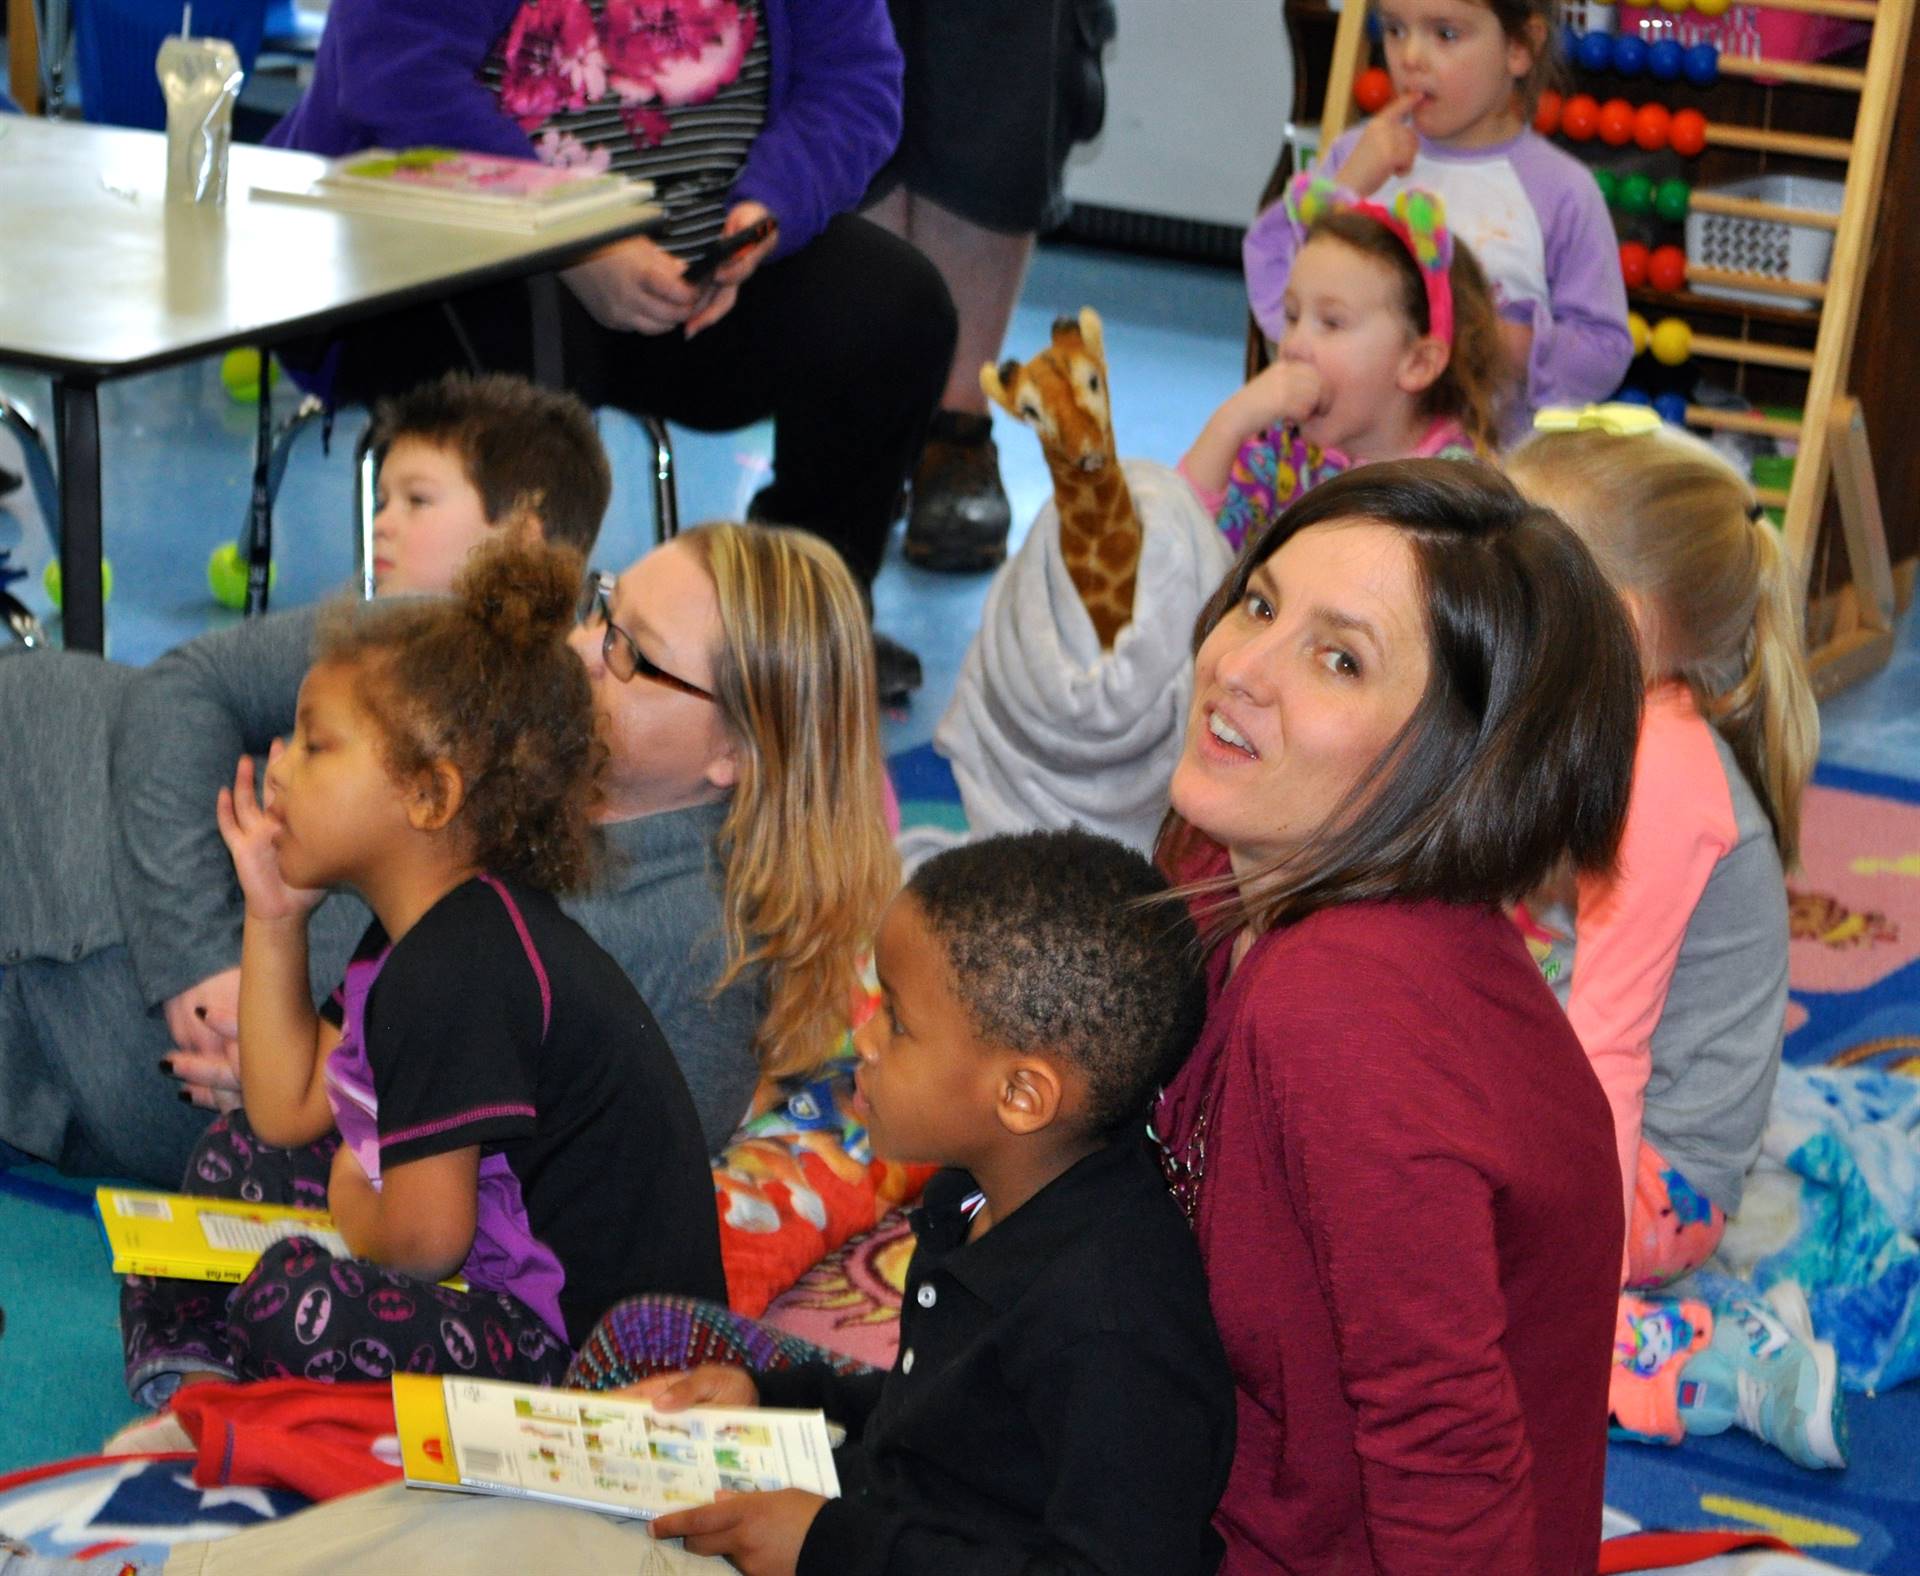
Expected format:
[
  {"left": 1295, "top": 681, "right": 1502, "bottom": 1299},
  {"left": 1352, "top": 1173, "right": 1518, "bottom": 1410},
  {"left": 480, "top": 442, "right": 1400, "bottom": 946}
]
[{"left": 639, "top": 829, "right": 1234, "bottom": 1576}]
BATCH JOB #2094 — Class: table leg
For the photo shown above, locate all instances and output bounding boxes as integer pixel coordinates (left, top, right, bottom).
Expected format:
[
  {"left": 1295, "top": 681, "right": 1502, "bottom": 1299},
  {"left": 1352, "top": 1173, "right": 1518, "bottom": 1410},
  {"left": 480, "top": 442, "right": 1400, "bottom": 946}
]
[
  {"left": 529, "top": 276, "right": 564, "bottom": 391},
  {"left": 54, "top": 377, "right": 103, "bottom": 653},
  {"left": 244, "top": 343, "right": 274, "bottom": 615}
]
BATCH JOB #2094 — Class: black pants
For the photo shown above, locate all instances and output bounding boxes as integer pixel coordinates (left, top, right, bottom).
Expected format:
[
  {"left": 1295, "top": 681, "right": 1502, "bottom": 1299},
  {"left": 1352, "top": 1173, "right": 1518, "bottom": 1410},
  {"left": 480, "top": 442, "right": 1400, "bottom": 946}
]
[
  {"left": 306, "top": 214, "right": 957, "bottom": 588},
  {"left": 120, "top": 1111, "right": 570, "bottom": 1406},
  {"left": 876, "top": 0, "right": 1115, "bottom": 234}
]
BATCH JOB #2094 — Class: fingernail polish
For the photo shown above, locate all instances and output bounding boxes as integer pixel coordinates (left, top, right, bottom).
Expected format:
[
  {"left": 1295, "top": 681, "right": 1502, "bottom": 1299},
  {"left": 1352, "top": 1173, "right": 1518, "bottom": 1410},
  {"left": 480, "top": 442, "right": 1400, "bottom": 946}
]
[
  {"left": 177, "top": 1091, "right": 195, "bottom": 1104},
  {"left": 158, "top": 1058, "right": 174, "bottom": 1074},
  {"left": 195, "top": 1006, "right": 208, "bottom": 1020}
]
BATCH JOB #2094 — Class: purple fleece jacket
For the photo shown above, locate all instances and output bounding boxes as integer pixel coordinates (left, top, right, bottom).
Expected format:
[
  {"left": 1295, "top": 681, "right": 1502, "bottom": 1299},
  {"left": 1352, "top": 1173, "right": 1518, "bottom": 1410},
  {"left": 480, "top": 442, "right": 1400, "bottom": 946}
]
[{"left": 265, "top": 0, "right": 904, "bottom": 258}]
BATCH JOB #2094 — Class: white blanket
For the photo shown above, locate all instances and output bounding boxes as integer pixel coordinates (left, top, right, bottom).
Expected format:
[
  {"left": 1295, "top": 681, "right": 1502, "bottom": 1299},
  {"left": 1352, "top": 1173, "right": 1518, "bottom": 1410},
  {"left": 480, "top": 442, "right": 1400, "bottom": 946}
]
[{"left": 902, "top": 459, "right": 1233, "bottom": 867}]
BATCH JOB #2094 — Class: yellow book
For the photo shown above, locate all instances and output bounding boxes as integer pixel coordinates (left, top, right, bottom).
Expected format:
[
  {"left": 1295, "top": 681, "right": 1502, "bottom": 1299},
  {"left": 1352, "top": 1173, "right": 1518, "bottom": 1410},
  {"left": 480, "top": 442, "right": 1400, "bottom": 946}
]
[
  {"left": 391, "top": 1373, "right": 841, "bottom": 1520},
  {"left": 94, "top": 1187, "right": 469, "bottom": 1289},
  {"left": 95, "top": 1187, "right": 351, "bottom": 1283}
]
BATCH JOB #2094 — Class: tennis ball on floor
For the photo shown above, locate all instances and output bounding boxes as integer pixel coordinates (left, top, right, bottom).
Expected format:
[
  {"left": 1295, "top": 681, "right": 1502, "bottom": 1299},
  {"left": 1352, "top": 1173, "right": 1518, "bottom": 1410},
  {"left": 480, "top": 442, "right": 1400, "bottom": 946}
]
[
  {"left": 42, "top": 556, "right": 113, "bottom": 609},
  {"left": 219, "top": 348, "right": 278, "bottom": 404},
  {"left": 208, "top": 541, "right": 276, "bottom": 609}
]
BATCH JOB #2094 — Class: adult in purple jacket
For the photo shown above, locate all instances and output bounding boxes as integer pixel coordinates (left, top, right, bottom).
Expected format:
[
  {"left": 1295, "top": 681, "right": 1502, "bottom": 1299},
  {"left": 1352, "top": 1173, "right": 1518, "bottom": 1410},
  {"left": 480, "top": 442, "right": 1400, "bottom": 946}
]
[{"left": 268, "top": 0, "right": 956, "bottom": 698}]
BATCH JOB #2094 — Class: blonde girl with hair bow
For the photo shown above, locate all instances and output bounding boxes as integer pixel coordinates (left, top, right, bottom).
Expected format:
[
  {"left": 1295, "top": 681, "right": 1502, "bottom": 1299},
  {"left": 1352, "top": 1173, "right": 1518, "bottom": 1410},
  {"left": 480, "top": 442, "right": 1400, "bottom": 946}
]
[{"left": 1509, "top": 413, "right": 1840, "bottom": 1473}]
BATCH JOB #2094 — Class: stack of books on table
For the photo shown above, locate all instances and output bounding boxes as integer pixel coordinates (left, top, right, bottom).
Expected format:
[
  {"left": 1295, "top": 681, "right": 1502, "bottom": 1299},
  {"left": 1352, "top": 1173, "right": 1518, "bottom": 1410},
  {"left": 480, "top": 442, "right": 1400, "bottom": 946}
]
[{"left": 252, "top": 148, "right": 656, "bottom": 233}]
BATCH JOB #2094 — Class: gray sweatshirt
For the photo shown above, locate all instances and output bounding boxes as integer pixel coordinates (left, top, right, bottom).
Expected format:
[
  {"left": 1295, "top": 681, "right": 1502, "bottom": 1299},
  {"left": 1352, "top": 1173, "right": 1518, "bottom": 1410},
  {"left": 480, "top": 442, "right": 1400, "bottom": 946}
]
[{"left": 5, "top": 607, "right": 761, "bottom": 1156}]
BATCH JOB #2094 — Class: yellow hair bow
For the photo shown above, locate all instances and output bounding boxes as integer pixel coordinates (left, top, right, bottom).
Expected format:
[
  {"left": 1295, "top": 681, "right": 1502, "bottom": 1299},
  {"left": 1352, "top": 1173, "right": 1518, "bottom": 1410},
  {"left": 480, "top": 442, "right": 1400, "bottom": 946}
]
[{"left": 1532, "top": 403, "right": 1663, "bottom": 436}]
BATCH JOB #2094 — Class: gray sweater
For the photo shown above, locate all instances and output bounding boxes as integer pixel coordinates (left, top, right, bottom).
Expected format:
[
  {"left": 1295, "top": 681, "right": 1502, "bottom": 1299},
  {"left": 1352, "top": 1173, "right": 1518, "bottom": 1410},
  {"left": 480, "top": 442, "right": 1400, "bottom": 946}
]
[{"left": 5, "top": 608, "right": 762, "bottom": 1156}]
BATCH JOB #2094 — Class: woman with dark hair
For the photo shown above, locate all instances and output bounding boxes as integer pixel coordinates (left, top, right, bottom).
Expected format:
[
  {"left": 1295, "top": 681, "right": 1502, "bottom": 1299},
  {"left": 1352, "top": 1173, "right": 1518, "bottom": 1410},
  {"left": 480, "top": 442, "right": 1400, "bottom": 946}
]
[{"left": 1152, "top": 459, "right": 1643, "bottom": 1574}]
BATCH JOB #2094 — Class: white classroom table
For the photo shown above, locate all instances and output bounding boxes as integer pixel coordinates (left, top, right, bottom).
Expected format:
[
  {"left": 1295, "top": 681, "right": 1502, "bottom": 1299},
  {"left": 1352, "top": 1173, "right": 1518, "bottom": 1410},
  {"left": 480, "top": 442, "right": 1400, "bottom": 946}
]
[{"left": 0, "top": 117, "right": 659, "bottom": 650}]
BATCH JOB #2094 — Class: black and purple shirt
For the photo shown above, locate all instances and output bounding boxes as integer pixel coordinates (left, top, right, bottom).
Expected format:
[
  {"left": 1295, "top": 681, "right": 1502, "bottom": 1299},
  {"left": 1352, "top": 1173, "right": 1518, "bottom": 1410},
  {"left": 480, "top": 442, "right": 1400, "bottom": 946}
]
[{"left": 322, "top": 874, "right": 724, "bottom": 1344}]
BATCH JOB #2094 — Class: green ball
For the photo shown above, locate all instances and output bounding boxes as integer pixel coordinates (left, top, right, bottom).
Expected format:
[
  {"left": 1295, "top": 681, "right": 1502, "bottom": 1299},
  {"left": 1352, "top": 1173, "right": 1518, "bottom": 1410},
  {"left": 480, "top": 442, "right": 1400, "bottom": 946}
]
[
  {"left": 208, "top": 541, "right": 277, "bottom": 610},
  {"left": 1618, "top": 172, "right": 1655, "bottom": 217},
  {"left": 42, "top": 556, "right": 113, "bottom": 609},
  {"left": 219, "top": 347, "right": 278, "bottom": 405},
  {"left": 1654, "top": 178, "right": 1691, "bottom": 225},
  {"left": 1593, "top": 168, "right": 1619, "bottom": 208}
]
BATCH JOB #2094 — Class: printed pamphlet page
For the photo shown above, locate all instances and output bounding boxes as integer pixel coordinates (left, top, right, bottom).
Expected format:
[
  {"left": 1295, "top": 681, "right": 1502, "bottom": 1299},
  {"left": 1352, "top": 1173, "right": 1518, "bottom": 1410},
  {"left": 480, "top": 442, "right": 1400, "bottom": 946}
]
[{"left": 392, "top": 1373, "right": 841, "bottom": 1520}]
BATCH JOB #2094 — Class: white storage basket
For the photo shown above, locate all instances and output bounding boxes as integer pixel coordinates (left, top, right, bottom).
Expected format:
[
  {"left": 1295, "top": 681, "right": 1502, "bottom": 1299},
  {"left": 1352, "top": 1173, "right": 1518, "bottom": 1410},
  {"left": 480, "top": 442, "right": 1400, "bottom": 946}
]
[
  {"left": 1684, "top": 174, "right": 1845, "bottom": 312},
  {"left": 1559, "top": 1, "right": 1617, "bottom": 35}
]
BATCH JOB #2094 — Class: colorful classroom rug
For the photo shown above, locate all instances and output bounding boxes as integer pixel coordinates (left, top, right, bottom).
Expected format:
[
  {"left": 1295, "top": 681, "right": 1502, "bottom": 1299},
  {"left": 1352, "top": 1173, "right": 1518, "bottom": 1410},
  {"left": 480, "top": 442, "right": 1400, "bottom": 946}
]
[
  {"left": 3, "top": 751, "right": 1917, "bottom": 1565},
  {"left": 1601, "top": 762, "right": 1920, "bottom": 1570}
]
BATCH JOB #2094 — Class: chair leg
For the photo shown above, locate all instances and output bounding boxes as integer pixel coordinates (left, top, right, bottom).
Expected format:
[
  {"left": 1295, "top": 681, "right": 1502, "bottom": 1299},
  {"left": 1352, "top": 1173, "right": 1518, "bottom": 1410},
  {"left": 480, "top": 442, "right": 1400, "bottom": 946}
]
[
  {"left": 0, "top": 391, "right": 62, "bottom": 552},
  {"left": 265, "top": 395, "right": 326, "bottom": 505},
  {"left": 637, "top": 413, "right": 679, "bottom": 542},
  {"left": 353, "top": 426, "right": 376, "bottom": 601}
]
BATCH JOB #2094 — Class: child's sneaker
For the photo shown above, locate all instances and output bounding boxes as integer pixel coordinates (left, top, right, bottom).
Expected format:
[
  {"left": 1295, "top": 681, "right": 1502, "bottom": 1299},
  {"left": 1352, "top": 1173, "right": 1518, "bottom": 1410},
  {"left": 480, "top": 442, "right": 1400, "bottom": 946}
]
[{"left": 1679, "top": 1281, "right": 1847, "bottom": 1470}]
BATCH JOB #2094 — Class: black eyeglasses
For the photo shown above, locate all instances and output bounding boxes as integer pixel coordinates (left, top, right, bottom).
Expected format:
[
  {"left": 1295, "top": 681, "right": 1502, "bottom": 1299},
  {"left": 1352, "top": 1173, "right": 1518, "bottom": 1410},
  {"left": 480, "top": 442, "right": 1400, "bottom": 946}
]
[{"left": 578, "top": 571, "right": 715, "bottom": 702}]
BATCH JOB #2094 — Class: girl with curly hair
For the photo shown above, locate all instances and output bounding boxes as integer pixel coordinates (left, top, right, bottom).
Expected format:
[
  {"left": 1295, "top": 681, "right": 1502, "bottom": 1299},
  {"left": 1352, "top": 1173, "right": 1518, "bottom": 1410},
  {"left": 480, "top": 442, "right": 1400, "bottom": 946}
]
[{"left": 120, "top": 535, "right": 724, "bottom": 1402}]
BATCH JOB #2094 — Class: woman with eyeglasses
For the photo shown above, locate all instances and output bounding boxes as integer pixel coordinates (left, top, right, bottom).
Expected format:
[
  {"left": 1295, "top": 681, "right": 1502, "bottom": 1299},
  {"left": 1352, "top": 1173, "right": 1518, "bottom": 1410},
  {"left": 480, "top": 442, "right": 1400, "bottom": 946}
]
[
  {"left": 0, "top": 523, "right": 895, "bottom": 1186},
  {"left": 568, "top": 524, "right": 898, "bottom": 1096}
]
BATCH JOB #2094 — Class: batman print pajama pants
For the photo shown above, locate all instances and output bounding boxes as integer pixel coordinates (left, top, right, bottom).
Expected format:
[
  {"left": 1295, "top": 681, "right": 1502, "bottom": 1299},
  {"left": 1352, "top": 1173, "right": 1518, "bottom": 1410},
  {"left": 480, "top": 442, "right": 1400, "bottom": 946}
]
[{"left": 120, "top": 1110, "right": 569, "bottom": 1407}]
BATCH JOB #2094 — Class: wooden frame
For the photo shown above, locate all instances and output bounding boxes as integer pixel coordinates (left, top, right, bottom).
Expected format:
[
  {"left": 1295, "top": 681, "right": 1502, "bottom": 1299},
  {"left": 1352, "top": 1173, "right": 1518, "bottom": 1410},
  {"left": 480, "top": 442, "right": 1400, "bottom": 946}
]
[
  {"left": 1314, "top": 0, "right": 1915, "bottom": 695},
  {"left": 9, "top": 0, "right": 41, "bottom": 113}
]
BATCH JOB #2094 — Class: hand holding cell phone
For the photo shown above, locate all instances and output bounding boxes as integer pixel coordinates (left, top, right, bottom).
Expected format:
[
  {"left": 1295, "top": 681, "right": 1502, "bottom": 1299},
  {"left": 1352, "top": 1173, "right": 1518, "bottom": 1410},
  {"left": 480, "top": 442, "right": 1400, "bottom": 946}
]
[{"left": 682, "top": 214, "right": 779, "bottom": 286}]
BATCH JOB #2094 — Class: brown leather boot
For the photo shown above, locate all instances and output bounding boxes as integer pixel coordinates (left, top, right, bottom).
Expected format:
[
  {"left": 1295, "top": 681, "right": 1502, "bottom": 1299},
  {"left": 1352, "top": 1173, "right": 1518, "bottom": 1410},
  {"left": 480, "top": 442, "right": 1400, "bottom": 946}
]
[{"left": 903, "top": 411, "right": 1012, "bottom": 573}]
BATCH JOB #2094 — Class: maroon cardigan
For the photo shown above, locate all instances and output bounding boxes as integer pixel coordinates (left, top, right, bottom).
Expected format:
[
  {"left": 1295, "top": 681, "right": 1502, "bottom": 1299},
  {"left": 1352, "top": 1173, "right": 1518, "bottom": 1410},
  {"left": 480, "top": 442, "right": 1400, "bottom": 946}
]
[{"left": 1155, "top": 873, "right": 1620, "bottom": 1574}]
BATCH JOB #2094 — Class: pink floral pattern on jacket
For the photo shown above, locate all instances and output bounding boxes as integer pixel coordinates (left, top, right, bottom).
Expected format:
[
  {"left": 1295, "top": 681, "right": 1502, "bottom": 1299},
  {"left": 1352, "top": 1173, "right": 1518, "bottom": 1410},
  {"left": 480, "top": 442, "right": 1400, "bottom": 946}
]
[{"left": 500, "top": 0, "right": 756, "bottom": 148}]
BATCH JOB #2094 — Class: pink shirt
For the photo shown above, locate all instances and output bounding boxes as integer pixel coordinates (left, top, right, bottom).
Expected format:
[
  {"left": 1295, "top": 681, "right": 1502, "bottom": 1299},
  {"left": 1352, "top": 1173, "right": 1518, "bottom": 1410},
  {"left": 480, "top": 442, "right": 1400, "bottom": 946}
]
[{"left": 1533, "top": 682, "right": 1744, "bottom": 1273}]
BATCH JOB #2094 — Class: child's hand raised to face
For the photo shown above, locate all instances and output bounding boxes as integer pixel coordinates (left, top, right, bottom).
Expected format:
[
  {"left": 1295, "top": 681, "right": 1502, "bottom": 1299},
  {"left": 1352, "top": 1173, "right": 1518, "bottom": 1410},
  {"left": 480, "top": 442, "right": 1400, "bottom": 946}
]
[
  {"left": 651, "top": 1487, "right": 827, "bottom": 1576},
  {"left": 215, "top": 747, "right": 324, "bottom": 924},
  {"left": 1339, "top": 92, "right": 1424, "bottom": 197},
  {"left": 1238, "top": 359, "right": 1326, "bottom": 432}
]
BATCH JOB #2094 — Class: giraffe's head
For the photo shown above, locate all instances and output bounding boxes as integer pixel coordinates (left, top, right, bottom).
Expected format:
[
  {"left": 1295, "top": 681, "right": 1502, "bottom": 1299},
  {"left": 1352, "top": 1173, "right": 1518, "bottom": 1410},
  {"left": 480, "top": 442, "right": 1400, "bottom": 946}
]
[{"left": 980, "top": 307, "right": 1115, "bottom": 475}]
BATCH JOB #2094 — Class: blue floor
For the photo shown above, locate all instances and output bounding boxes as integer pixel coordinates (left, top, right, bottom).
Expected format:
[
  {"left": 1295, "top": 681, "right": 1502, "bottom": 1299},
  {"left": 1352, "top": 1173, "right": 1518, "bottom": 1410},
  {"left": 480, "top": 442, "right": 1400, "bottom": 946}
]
[
  {"left": 2, "top": 239, "right": 1918, "bottom": 1550},
  {"left": 0, "top": 241, "right": 1250, "bottom": 765}
]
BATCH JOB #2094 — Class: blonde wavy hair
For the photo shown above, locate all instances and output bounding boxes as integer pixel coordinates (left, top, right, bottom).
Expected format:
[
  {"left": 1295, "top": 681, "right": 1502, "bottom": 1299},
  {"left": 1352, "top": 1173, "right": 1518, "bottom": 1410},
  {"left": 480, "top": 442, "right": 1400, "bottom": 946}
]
[
  {"left": 1507, "top": 427, "right": 1820, "bottom": 866},
  {"left": 679, "top": 523, "right": 900, "bottom": 1081}
]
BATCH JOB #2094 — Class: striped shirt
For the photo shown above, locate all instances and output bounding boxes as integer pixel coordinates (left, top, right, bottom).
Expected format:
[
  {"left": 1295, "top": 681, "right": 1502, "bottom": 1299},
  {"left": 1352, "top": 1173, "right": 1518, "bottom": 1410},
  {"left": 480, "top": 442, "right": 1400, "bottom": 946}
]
[{"left": 481, "top": 0, "right": 769, "bottom": 256}]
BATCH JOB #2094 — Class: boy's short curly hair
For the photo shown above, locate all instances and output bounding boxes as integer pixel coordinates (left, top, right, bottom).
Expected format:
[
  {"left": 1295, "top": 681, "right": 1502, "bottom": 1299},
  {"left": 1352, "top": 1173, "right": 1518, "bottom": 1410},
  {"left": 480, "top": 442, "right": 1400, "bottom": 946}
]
[
  {"left": 368, "top": 372, "right": 611, "bottom": 556},
  {"left": 908, "top": 829, "right": 1206, "bottom": 1138}
]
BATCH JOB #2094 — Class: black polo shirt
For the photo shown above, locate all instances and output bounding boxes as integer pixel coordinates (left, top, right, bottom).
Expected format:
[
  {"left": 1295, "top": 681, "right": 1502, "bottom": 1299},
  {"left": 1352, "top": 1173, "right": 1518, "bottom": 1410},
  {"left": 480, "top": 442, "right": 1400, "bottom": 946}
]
[{"left": 755, "top": 1136, "right": 1234, "bottom": 1575}]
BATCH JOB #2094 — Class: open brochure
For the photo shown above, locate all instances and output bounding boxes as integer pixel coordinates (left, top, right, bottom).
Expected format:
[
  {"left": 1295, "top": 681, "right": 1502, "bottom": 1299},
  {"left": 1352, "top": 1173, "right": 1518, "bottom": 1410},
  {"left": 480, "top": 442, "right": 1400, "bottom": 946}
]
[
  {"left": 393, "top": 1374, "right": 841, "bottom": 1521},
  {"left": 251, "top": 147, "right": 658, "bottom": 233},
  {"left": 95, "top": 1187, "right": 464, "bottom": 1289}
]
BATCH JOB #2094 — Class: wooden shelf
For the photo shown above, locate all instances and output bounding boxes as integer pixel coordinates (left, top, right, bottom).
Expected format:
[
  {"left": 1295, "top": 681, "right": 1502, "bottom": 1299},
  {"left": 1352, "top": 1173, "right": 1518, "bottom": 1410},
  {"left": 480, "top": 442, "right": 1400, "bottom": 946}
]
[
  {"left": 1628, "top": 287, "right": 1822, "bottom": 331},
  {"left": 1305, "top": 0, "right": 1914, "bottom": 695}
]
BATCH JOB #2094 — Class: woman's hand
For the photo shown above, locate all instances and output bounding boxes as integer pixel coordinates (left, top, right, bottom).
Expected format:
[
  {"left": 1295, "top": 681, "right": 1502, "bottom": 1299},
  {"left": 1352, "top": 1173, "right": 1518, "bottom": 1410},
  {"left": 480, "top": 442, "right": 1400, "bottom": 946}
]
[
  {"left": 684, "top": 202, "right": 780, "bottom": 339},
  {"left": 613, "top": 1363, "right": 759, "bottom": 1411},
  {"left": 562, "top": 234, "right": 708, "bottom": 335},
  {"left": 1338, "top": 92, "right": 1423, "bottom": 197},
  {"left": 215, "top": 748, "right": 323, "bottom": 924},
  {"left": 651, "top": 1488, "right": 826, "bottom": 1576},
  {"left": 163, "top": 966, "right": 244, "bottom": 1111}
]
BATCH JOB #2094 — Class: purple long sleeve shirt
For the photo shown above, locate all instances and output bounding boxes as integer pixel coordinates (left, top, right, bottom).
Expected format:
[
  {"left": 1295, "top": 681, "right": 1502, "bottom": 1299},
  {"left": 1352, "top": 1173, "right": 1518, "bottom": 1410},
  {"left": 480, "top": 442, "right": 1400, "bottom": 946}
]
[
  {"left": 265, "top": 0, "right": 903, "bottom": 258},
  {"left": 1245, "top": 128, "right": 1632, "bottom": 439}
]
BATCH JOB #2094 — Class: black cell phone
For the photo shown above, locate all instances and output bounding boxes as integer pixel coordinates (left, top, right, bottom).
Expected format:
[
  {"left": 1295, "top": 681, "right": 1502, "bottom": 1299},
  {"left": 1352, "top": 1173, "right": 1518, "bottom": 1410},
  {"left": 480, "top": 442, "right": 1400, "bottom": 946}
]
[{"left": 681, "top": 216, "right": 778, "bottom": 286}]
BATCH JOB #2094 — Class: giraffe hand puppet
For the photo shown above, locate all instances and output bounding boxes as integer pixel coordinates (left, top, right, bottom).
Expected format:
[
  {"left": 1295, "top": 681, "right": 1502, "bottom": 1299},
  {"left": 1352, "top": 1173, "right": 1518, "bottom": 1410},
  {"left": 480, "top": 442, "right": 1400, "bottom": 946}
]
[{"left": 981, "top": 307, "right": 1143, "bottom": 651}]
